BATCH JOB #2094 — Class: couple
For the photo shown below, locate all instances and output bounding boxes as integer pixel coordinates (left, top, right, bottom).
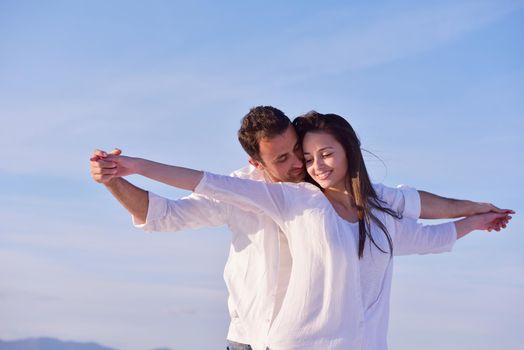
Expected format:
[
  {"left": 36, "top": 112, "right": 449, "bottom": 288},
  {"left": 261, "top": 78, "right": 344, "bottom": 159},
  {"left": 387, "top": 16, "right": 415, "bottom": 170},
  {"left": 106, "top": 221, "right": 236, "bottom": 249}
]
[{"left": 90, "top": 107, "right": 512, "bottom": 350}]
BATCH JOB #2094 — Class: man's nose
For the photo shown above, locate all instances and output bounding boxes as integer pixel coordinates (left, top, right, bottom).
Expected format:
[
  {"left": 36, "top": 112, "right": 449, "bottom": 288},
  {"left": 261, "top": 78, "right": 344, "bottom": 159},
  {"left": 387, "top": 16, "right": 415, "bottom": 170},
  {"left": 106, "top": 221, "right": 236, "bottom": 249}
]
[
  {"left": 291, "top": 152, "right": 304, "bottom": 168},
  {"left": 293, "top": 148, "right": 305, "bottom": 164}
]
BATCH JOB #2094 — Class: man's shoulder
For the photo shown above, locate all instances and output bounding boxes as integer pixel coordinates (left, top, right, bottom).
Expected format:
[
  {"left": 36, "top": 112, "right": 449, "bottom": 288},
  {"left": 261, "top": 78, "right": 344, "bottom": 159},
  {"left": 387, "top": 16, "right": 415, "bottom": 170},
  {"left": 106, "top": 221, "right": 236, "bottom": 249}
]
[{"left": 229, "top": 164, "right": 266, "bottom": 181}]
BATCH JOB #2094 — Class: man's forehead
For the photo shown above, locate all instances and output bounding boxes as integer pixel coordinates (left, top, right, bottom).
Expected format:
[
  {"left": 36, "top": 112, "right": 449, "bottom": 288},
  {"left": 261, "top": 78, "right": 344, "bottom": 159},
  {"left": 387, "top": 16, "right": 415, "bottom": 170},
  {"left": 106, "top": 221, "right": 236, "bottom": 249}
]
[
  {"left": 259, "top": 128, "right": 297, "bottom": 153},
  {"left": 260, "top": 134, "right": 296, "bottom": 148}
]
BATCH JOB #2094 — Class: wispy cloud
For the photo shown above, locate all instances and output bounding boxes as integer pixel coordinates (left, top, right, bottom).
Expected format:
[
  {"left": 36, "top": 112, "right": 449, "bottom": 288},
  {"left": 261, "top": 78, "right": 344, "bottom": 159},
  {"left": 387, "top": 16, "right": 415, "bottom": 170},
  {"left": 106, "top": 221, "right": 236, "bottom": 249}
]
[
  {"left": 262, "top": 0, "right": 523, "bottom": 82},
  {"left": 2, "top": 1, "right": 522, "bottom": 178}
]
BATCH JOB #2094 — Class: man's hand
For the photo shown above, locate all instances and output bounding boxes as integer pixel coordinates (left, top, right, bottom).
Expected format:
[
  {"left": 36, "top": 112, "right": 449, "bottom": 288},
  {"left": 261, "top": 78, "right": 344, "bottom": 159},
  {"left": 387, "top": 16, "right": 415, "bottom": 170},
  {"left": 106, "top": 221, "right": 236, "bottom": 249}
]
[
  {"left": 89, "top": 148, "right": 149, "bottom": 223},
  {"left": 472, "top": 202, "right": 515, "bottom": 216},
  {"left": 90, "top": 148, "right": 122, "bottom": 184}
]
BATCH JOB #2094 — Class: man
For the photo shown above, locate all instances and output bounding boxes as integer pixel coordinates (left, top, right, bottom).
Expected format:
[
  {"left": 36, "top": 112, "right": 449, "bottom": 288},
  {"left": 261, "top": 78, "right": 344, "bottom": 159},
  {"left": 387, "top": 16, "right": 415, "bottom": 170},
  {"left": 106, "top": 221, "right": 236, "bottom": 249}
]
[{"left": 90, "top": 106, "right": 509, "bottom": 349}]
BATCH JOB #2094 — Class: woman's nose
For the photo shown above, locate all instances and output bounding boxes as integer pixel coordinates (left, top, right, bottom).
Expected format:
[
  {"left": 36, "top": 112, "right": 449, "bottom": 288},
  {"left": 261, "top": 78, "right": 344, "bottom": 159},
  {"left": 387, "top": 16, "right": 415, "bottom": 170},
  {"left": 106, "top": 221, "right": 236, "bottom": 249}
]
[{"left": 313, "top": 157, "right": 325, "bottom": 170}]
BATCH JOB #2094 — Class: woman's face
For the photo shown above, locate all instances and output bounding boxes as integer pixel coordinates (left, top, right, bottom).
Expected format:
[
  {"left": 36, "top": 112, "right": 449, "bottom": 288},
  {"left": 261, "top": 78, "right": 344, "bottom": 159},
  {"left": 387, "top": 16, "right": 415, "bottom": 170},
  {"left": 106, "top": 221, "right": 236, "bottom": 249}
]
[{"left": 302, "top": 131, "right": 348, "bottom": 191}]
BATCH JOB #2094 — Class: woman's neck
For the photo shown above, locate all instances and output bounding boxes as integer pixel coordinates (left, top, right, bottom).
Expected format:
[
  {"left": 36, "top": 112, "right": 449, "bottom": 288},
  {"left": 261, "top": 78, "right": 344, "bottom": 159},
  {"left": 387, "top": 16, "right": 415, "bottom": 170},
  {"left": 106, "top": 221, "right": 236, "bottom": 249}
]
[
  {"left": 324, "top": 187, "right": 352, "bottom": 207},
  {"left": 323, "top": 186, "right": 359, "bottom": 223}
]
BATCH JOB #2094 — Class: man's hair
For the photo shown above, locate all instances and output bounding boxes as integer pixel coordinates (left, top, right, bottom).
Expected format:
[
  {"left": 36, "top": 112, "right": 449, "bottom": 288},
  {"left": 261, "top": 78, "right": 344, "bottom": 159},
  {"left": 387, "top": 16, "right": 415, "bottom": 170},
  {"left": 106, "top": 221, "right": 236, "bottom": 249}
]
[{"left": 238, "top": 106, "right": 291, "bottom": 161}]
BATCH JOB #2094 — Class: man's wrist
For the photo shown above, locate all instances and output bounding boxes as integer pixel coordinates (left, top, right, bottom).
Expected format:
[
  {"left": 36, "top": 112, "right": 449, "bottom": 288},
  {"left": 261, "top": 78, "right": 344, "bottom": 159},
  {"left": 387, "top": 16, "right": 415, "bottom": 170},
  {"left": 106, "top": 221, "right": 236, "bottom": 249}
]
[
  {"left": 104, "top": 176, "right": 123, "bottom": 189},
  {"left": 454, "top": 199, "right": 477, "bottom": 217},
  {"left": 470, "top": 201, "right": 493, "bottom": 216}
]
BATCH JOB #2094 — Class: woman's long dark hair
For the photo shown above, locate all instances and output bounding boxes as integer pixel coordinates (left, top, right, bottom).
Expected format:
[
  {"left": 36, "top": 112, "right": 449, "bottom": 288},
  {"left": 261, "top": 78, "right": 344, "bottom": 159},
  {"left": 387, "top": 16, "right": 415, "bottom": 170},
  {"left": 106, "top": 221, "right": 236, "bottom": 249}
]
[{"left": 293, "top": 111, "right": 401, "bottom": 259}]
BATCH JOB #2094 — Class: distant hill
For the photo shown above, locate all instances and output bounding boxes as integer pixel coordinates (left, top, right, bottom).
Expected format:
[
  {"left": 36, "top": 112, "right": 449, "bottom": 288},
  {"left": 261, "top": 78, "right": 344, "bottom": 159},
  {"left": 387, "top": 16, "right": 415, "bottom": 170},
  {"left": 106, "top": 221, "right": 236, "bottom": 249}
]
[
  {"left": 0, "top": 337, "right": 117, "bottom": 350},
  {"left": 0, "top": 338, "right": 174, "bottom": 350}
]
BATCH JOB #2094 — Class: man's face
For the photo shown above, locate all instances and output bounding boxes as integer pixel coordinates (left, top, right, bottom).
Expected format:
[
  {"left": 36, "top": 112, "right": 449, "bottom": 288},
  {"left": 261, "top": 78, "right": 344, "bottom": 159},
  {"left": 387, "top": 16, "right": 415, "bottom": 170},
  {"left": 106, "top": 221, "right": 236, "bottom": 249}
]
[{"left": 249, "top": 125, "right": 306, "bottom": 183}]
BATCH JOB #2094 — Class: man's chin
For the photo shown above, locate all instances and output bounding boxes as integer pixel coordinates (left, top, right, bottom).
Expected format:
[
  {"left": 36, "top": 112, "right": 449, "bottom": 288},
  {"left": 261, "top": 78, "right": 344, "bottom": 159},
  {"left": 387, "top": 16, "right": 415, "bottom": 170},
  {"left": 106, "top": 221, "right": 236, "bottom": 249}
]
[{"left": 287, "top": 174, "right": 306, "bottom": 183}]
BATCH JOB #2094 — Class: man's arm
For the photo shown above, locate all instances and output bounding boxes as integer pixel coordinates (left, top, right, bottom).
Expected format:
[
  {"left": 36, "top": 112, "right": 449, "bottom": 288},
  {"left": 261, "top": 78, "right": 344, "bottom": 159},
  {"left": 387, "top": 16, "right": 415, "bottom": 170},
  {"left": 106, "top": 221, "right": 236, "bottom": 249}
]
[
  {"left": 90, "top": 149, "right": 149, "bottom": 224},
  {"left": 418, "top": 190, "right": 514, "bottom": 221},
  {"left": 105, "top": 177, "right": 149, "bottom": 225},
  {"left": 90, "top": 149, "right": 231, "bottom": 231}
]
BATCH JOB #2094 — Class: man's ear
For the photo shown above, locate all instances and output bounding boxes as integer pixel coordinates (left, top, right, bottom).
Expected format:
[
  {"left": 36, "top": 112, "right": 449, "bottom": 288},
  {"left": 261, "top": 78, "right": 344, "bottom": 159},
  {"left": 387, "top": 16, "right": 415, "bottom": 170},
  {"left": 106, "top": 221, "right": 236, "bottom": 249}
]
[{"left": 249, "top": 158, "right": 264, "bottom": 170}]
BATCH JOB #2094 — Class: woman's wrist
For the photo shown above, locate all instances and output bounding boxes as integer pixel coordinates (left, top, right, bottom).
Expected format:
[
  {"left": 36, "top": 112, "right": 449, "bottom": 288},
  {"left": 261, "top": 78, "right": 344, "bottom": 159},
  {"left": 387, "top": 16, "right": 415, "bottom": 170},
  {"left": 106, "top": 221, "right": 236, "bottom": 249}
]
[
  {"left": 131, "top": 157, "right": 147, "bottom": 176},
  {"left": 131, "top": 157, "right": 146, "bottom": 176},
  {"left": 454, "top": 216, "right": 475, "bottom": 240}
]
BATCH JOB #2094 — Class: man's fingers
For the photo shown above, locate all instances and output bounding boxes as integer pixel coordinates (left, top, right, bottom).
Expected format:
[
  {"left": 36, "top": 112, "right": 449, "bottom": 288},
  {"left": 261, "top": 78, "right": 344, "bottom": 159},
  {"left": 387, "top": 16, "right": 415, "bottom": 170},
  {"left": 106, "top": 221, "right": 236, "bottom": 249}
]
[
  {"left": 90, "top": 167, "right": 118, "bottom": 178},
  {"left": 92, "top": 149, "right": 108, "bottom": 158},
  {"left": 490, "top": 205, "right": 515, "bottom": 214},
  {"left": 89, "top": 148, "right": 121, "bottom": 184},
  {"left": 496, "top": 208, "right": 515, "bottom": 214},
  {"left": 91, "top": 159, "right": 117, "bottom": 169},
  {"left": 104, "top": 154, "right": 120, "bottom": 162},
  {"left": 96, "top": 168, "right": 118, "bottom": 176}
]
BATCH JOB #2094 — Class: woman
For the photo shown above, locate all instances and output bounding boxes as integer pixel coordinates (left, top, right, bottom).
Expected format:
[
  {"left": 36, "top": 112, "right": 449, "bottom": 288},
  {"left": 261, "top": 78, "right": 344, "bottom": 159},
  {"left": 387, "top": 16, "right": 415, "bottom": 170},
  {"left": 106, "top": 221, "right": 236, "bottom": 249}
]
[{"left": 105, "top": 112, "right": 510, "bottom": 350}]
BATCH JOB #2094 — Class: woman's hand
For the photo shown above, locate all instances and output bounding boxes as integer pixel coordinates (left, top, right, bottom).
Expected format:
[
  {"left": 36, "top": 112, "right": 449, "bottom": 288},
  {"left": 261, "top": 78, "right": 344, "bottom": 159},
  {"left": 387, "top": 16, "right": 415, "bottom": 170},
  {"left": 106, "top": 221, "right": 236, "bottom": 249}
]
[
  {"left": 455, "top": 212, "right": 513, "bottom": 239},
  {"left": 90, "top": 148, "right": 121, "bottom": 184},
  {"left": 471, "top": 212, "right": 512, "bottom": 231},
  {"left": 104, "top": 154, "right": 141, "bottom": 178},
  {"left": 90, "top": 148, "right": 142, "bottom": 183}
]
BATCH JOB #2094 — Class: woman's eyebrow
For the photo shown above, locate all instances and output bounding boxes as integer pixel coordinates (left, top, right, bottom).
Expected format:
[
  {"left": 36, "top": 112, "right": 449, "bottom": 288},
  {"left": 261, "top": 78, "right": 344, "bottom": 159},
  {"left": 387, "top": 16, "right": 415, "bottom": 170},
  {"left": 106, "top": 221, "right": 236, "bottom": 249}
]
[
  {"left": 318, "top": 147, "right": 334, "bottom": 152},
  {"left": 304, "top": 146, "right": 333, "bottom": 156}
]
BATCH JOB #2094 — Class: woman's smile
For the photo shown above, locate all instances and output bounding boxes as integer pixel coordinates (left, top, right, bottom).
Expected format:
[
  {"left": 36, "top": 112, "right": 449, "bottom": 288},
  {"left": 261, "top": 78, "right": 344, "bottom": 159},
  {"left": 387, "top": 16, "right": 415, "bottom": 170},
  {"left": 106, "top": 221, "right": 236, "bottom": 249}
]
[{"left": 314, "top": 169, "right": 333, "bottom": 181}]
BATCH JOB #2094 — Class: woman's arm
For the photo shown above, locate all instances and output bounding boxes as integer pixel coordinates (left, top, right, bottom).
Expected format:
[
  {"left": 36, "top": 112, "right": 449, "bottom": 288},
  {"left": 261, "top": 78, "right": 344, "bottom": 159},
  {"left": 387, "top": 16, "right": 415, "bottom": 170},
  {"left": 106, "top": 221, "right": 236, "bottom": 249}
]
[
  {"left": 111, "top": 156, "right": 204, "bottom": 191},
  {"left": 107, "top": 155, "right": 291, "bottom": 227},
  {"left": 390, "top": 212, "right": 511, "bottom": 256}
]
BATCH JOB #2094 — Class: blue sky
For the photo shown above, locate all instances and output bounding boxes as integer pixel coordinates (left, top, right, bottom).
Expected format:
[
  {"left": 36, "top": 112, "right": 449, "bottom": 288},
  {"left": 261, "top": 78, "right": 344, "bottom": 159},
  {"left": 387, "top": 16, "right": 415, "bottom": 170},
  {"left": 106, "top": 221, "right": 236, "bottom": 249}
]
[{"left": 1, "top": 1, "right": 523, "bottom": 349}]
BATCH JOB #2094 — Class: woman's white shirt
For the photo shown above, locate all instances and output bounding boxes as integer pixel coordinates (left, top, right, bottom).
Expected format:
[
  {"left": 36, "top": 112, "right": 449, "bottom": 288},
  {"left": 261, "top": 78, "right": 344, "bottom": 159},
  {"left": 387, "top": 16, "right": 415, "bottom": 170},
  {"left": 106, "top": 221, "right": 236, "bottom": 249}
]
[
  {"left": 195, "top": 172, "right": 456, "bottom": 350},
  {"left": 133, "top": 165, "right": 420, "bottom": 347}
]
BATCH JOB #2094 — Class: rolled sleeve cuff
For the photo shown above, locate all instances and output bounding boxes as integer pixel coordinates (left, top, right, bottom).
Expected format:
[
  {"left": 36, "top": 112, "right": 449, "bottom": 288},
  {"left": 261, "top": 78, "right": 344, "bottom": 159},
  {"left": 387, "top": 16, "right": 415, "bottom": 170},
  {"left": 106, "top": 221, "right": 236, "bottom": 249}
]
[
  {"left": 193, "top": 171, "right": 210, "bottom": 195},
  {"left": 397, "top": 184, "right": 421, "bottom": 219},
  {"left": 438, "top": 221, "right": 458, "bottom": 253},
  {"left": 132, "top": 191, "right": 168, "bottom": 229}
]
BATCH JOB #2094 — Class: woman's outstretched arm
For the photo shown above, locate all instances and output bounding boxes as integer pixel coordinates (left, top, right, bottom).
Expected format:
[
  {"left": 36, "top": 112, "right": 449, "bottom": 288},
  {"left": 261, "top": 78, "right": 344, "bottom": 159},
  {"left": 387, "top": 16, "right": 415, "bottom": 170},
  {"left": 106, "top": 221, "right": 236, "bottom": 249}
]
[
  {"left": 105, "top": 154, "right": 291, "bottom": 227},
  {"left": 108, "top": 155, "right": 204, "bottom": 191},
  {"left": 391, "top": 212, "right": 512, "bottom": 256}
]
